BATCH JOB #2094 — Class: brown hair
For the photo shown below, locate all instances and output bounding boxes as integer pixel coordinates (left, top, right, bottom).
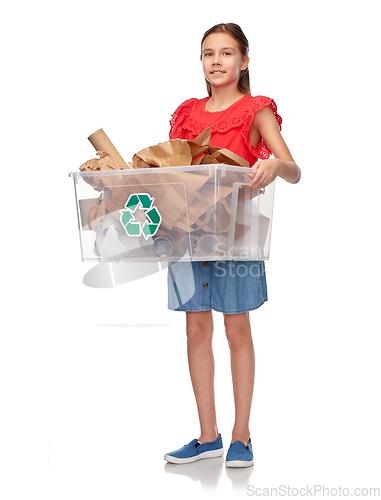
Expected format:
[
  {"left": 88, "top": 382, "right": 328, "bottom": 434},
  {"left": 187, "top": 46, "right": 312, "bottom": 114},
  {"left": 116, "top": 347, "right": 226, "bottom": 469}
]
[{"left": 200, "top": 23, "right": 250, "bottom": 97}]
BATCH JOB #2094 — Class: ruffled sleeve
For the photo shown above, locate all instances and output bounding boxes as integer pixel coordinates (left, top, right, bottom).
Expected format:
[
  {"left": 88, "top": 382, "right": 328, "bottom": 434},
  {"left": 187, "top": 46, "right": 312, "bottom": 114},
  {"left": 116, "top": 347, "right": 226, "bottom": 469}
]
[
  {"left": 242, "top": 96, "right": 283, "bottom": 160},
  {"left": 169, "top": 98, "right": 198, "bottom": 139}
]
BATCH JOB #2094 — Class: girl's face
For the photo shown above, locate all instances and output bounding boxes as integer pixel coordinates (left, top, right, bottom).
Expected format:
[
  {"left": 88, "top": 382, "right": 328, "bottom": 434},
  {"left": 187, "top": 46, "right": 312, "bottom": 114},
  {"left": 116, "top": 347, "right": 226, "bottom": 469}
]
[{"left": 201, "top": 32, "right": 249, "bottom": 92}]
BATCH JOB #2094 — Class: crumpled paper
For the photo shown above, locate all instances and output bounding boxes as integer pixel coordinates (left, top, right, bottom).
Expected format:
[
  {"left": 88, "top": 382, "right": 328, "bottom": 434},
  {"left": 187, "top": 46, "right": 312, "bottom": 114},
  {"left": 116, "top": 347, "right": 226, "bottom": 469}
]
[
  {"left": 80, "top": 150, "right": 121, "bottom": 172},
  {"left": 79, "top": 128, "right": 254, "bottom": 239},
  {"left": 79, "top": 150, "right": 125, "bottom": 191},
  {"left": 131, "top": 128, "right": 250, "bottom": 169}
]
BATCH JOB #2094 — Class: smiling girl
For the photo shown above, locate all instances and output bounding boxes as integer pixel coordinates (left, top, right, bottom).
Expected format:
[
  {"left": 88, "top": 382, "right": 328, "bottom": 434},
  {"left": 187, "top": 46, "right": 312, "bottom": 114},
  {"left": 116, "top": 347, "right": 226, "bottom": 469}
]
[{"left": 164, "top": 23, "right": 301, "bottom": 468}]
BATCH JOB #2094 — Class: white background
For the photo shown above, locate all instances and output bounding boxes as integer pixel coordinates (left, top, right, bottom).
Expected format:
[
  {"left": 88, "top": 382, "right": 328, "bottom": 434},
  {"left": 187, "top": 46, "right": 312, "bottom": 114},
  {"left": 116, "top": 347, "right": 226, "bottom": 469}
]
[{"left": 1, "top": 1, "right": 380, "bottom": 499}]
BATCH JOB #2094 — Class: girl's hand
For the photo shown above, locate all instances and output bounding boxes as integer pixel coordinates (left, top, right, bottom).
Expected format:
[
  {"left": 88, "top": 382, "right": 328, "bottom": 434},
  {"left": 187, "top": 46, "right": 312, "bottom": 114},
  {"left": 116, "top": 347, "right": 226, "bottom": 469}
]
[{"left": 249, "top": 158, "right": 280, "bottom": 189}]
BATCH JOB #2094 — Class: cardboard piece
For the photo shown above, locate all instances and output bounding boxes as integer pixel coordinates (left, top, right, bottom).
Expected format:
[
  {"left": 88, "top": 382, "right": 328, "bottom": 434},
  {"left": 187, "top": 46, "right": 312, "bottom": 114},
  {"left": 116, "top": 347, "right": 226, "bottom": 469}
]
[{"left": 80, "top": 128, "right": 253, "bottom": 238}]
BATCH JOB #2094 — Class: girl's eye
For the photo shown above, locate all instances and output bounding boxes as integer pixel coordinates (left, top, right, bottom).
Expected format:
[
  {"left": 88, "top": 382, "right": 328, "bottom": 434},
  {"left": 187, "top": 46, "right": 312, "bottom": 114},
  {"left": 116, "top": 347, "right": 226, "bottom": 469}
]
[{"left": 203, "top": 51, "right": 231, "bottom": 57}]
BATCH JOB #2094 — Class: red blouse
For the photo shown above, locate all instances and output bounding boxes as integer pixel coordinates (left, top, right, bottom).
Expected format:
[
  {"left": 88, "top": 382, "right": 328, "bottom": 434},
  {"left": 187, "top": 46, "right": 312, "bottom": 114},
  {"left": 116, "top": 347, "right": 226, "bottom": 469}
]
[{"left": 169, "top": 95, "right": 282, "bottom": 167}]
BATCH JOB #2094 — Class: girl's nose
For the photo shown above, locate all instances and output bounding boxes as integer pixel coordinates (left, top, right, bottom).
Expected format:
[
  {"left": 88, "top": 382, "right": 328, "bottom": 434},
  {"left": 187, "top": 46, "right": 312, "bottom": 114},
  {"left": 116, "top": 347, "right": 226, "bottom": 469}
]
[{"left": 213, "top": 55, "right": 221, "bottom": 65}]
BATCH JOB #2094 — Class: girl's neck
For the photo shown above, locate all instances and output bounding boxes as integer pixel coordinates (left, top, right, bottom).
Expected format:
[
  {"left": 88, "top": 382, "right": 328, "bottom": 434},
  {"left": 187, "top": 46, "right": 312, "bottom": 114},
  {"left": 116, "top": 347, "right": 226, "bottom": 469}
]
[{"left": 206, "top": 87, "right": 246, "bottom": 112}]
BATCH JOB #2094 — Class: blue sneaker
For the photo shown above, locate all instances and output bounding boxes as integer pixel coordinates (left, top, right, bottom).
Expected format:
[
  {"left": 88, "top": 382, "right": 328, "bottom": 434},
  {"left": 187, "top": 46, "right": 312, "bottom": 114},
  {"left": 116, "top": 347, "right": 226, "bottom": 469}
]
[
  {"left": 164, "top": 434, "right": 224, "bottom": 464},
  {"left": 225, "top": 438, "right": 254, "bottom": 468}
]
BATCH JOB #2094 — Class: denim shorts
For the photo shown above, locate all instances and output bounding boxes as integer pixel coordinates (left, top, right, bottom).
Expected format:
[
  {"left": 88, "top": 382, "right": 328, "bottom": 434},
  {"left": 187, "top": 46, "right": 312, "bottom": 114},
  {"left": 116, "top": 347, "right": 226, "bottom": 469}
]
[{"left": 167, "top": 260, "right": 268, "bottom": 314}]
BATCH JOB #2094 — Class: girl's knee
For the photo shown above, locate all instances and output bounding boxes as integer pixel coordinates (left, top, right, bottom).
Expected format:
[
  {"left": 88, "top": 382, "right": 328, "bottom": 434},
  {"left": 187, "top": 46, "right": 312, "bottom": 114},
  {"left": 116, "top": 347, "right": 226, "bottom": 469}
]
[
  {"left": 186, "top": 311, "right": 213, "bottom": 345},
  {"left": 224, "top": 313, "right": 252, "bottom": 350}
]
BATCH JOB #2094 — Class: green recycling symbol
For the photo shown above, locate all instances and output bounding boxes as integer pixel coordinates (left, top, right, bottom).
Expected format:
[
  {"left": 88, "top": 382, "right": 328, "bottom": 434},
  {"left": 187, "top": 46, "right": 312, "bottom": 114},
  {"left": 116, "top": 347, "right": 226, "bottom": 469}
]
[{"left": 119, "top": 193, "right": 162, "bottom": 240}]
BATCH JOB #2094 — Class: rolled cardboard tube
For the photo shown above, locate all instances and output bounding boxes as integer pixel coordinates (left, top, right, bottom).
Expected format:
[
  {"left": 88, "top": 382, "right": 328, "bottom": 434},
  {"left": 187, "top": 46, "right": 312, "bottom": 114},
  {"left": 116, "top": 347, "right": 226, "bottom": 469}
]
[
  {"left": 179, "top": 235, "right": 198, "bottom": 256},
  {"left": 214, "top": 236, "right": 228, "bottom": 256},
  {"left": 152, "top": 237, "right": 174, "bottom": 257},
  {"left": 199, "top": 234, "right": 228, "bottom": 256},
  {"left": 198, "top": 234, "right": 218, "bottom": 256},
  {"left": 88, "top": 128, "right": 129, "bottom": 169}
]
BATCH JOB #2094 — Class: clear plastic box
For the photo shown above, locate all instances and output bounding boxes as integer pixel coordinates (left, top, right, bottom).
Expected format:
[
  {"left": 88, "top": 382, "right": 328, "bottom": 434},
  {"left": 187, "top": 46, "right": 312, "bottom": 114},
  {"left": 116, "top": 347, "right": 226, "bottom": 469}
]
[{"left": 69, "top": 164, "right": 275, "bottom": 262}]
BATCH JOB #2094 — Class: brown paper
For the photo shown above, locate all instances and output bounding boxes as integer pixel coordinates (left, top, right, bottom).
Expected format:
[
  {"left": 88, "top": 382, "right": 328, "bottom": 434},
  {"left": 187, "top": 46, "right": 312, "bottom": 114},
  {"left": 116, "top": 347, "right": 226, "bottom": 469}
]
[
  {"left": 131, "top": 127, "right": 249, "bottom": 170},
  {"left": 211, "top": 148, "right": 250, "bottom": 168},
  {"left": 88, "top": 129, "right": 129, "bottom": 170},
  {"left": 79, "top": 150, "right": 125, "bottom": 191},
  {"left": 80, "top": 150, "right": 121, "bottom": 172},
  {"left": 132, "top": 139, "right": 192, "bottom": 169},
  {"left": 186, "top": 128, "right": 212, "bottom": 158},
  {"left": 81, "top": 128, "right": 252, "bottom": 237},
  {"left": 101, "top": 170, "right": 213, "bottom": 233}
]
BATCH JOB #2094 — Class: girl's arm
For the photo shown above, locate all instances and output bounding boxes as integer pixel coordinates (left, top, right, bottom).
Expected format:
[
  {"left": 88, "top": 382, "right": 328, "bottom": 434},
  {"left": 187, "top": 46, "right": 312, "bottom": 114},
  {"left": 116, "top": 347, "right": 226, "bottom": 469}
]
[{"left": 249, "top": 106, "right": 301, "bottom": 189}]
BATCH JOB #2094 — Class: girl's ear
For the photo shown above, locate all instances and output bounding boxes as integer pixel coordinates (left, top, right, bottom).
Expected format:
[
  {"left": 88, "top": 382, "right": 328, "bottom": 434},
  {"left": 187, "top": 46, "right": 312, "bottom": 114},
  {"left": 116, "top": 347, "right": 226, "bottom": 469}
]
[{"left": 241, "top": 56, "right": 250, "bottom": 70}]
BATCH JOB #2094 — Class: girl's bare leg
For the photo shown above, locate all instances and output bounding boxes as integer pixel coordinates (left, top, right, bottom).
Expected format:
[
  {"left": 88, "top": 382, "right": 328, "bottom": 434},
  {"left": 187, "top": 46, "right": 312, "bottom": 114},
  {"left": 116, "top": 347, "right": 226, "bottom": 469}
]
[
  {"left": 224, "top": 312, "right": 254, "bottom": 446},
  {"left": 186, "top": 310, "right": 219, "bottom": 443}
]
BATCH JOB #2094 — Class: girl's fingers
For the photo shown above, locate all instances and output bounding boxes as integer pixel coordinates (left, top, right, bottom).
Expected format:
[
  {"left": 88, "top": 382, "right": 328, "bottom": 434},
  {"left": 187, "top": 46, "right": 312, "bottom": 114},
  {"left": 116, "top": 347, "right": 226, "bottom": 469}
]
[
  {"left": 249, "top": 160, "right": 277, "bottom": 188},
  {"left": 249, "top": 169, "right": 264, "bottom": 188},
  {"left": 252, "top": 161, "right": 261, "bottom": 170}
]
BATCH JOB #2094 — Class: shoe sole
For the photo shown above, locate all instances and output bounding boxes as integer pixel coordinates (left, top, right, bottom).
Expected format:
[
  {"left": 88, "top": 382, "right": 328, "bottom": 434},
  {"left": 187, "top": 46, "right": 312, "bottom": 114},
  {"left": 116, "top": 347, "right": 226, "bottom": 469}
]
[
  {"left": 226, "top": 459, "right": 254, "bottom": 468},
  {"left": 164, "top": 448, "right": 224, "bottom": 464}
]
